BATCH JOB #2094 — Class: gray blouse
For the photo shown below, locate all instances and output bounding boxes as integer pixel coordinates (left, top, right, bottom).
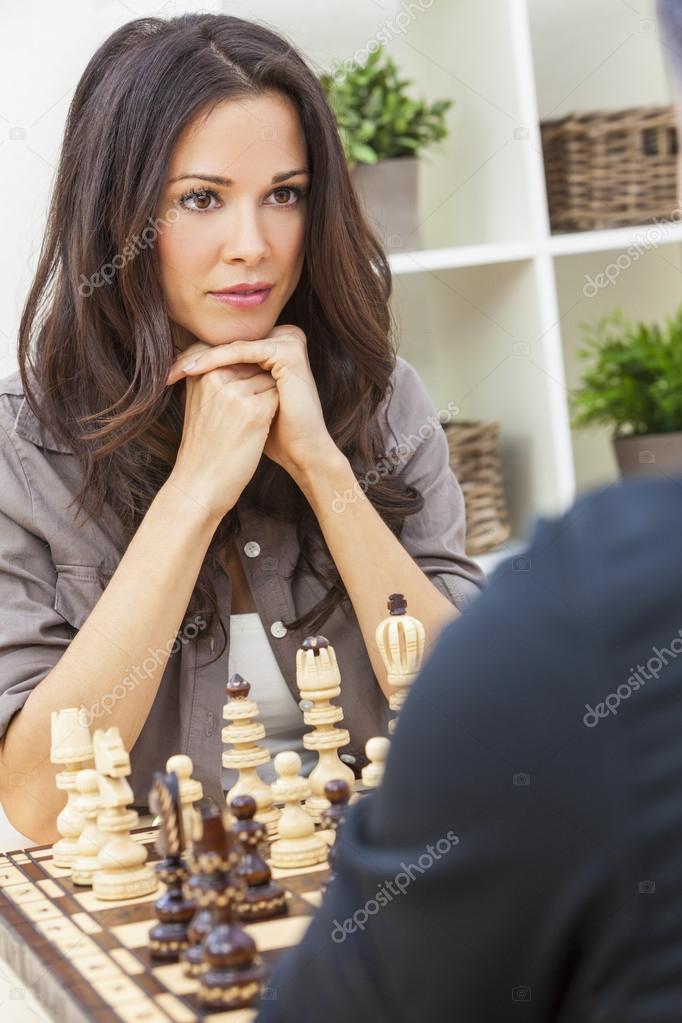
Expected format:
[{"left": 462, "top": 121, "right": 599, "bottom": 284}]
[{"left": 0, "top": 355, "right": 487, "bottom": 807}]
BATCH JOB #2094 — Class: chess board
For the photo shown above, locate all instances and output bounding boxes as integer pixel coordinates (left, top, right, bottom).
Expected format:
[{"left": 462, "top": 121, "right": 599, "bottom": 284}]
[{"left": 0, "top": 825, "right": 330, "bottom": 1023}]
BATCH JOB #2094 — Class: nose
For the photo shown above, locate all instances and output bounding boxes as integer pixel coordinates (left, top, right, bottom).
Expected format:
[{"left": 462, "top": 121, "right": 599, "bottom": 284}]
[{"left": 220, "top": 199, "right": 270, "bottom": 265}]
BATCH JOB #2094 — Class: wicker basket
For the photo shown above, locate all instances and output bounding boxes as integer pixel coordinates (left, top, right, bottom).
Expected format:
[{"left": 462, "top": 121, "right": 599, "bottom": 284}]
[
  {"left": 444, "top": 420, "right": 511, "bottom": 556},
  {"left": 540, "top": 105, "right": 678, "bottom": 232}
]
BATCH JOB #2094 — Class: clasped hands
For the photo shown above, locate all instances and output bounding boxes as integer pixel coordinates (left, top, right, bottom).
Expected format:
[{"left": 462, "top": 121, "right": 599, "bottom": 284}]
[{"left": 166, "top": 325, "right": 336, "bottom": 478}]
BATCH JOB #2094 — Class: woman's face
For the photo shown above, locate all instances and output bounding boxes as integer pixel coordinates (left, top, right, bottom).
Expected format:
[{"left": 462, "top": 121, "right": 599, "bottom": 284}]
[{"left": 156, "top": 91, "right": 309, "bottom": 353}]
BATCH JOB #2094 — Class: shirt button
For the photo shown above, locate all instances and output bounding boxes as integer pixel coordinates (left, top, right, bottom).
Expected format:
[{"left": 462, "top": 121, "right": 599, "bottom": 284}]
[
  {"left": 244, "top": 541, "right": 261, "bottom": 558},
  {"left": 340, "top": 753, "right": 357, "bottom": 765},
  {"left": 270, "top": 620, "right": 287, "bottom": 638}
]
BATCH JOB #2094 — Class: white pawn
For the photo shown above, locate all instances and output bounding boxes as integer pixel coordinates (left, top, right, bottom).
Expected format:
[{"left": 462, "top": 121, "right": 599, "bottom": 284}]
[
  {"left": 71, "top": 770, "right": 107, "bottom": 887},
  {"left": 361, "top": 737, "right": 390, "bottom": 789},
  {"left": 269, "top": 752, "right": 328, "bottom": 870},
  {"left": 166, "top": 754, "right": 203, "bottom": 847}
]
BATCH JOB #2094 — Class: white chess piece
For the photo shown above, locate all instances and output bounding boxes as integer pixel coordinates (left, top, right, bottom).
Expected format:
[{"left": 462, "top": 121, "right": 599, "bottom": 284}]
[
  {"left": 361, "top": 736, "right": 390, "bottom": 788},
  {"left": 375, "top": 593, "right": 426, "bottom": 734},
  {"left": 222, "top": 674, "right": 279, "bottom": 837},
  {"left": 166, "top": 753, "right": 203, "bottom": 848},
  {"left": 50, "top": 708, "right": 93, "bottom": 869},
  {"left": 71, "top": 769, "right": 108, "bottom": 886},
  {"left": 269, "top": 751, "right": 328, "bottom": 870},
  {"left": 92, "top": 727, "right": 157, "bottom": 900},
  {"left": 295, "top": 636, "right": 355, "bottom": 822}
]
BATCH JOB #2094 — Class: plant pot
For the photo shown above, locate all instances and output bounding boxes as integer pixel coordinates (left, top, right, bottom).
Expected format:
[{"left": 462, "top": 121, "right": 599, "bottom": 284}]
[
  {"left": 350, "top": 157, "right": 422, "bottom": 253},
  {"left": 613, "top": 432, "right": 682, "bottom": 477}
]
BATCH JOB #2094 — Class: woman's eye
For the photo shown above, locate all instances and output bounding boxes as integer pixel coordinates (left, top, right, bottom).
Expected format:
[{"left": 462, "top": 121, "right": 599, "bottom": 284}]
[
  {"left": 178, "top": 188, "right": 218, "bottom": 212},
  {"left": 265, "top": 186, "right": 306, "bottom": 208}
]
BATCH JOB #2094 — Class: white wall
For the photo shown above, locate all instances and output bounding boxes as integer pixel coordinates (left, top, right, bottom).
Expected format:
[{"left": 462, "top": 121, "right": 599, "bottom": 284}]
[
  {"left": 0, "top": 0, "right": 441, "bottom": 378},
  {"left": 529, "top": 0, "right": 671, "bottom": 118},
  {"left": 0, "top": 1, "right": 232, "bottom": 378}
]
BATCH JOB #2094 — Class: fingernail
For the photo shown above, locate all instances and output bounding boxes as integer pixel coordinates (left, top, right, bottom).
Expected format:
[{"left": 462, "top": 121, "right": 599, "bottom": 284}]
[{"left": 183, "top": 359, "right": 197, "bottom": 371}]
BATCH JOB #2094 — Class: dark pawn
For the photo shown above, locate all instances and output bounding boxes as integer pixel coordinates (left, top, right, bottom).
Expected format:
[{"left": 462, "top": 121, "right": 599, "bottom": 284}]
[
  {"left": 148, "top": 771, "right": 194, "bottom": 962},
  {"left": 321, "top": 778, "right": 351, "bottom": 886},
  {"left": 150, "top": 859, "right": 194, "bottom": 962},
  {"left": 193, "top": 811, "right": 268, "bottom": 1011},
  {"left": 231, "top": 794, "right": 288, "bottom": 921}
]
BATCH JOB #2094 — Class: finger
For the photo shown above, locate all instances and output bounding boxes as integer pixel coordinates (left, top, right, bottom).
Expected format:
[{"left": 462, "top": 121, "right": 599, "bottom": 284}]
[
  {"left": 167, "top": 340, "right": 213, "bottom": 375},
  {"left": 180, "top": 339, "right": 282, "bottom": 378},
  {"left": 192, "top": 368, "right": 277, "bottom": 419},
  {"left": 237, "top": 371, "right": 278, "bottom": 395},
  {"left": 167, "top": 354, "right": 258, "bottom": 386}
]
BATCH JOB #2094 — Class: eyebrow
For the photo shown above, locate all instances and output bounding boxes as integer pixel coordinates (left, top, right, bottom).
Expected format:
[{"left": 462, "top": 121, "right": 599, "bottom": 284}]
[{"left": 168, "top": 167, "right": 310, "bottom": 186}]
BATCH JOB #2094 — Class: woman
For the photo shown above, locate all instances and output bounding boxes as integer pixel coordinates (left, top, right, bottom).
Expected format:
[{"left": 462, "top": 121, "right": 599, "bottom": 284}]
[{"left": 0, "top": 13, "right": 486, "bottom": 843}]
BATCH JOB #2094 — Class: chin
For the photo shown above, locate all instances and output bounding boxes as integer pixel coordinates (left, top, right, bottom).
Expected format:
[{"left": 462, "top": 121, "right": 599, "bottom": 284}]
[{"left": 205, "top": 317, "right": 282, "bottom": 345}]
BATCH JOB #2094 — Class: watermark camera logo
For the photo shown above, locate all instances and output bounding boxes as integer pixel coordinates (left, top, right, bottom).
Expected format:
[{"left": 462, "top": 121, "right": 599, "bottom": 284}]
[
  {"left": 330, "top": 829, "right": 459, "bottom": 943},
  {"left": 332, "top": 402, "right": 460, "bottom": 513},
  {"left": 512, "top": 986, "right": 532, "bottom": 1002},
  {"left": 78, "top": 614, "right": 207, "bottom": 726},
  {"left": 582, "top": 628, "right": 682, "bottom": 727}
]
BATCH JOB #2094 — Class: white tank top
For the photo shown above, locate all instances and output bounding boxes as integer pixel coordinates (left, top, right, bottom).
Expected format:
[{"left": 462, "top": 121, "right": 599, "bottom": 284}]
[{"left": 221, "top": 612, "right": 317, "bottom": 793}]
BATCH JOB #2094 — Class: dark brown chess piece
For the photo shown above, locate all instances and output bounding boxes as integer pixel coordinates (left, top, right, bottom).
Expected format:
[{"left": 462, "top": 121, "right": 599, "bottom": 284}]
[
  {"left": 231, "top": 794, "right": 288, "bottom": 920},
  {"left": 182, "top": 808, "right": 234, "bottom": 979},
  {"left": 189, "top": 809, "right": 267, "bottom": 1011},
  {"left": 148, "top": 771, "right": 195, "bottom": 962},
  {"left": 321, "top": 778, "right": 351, "bottom": 887}
]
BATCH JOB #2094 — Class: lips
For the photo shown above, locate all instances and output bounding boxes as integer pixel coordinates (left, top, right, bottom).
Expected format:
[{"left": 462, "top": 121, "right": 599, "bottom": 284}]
[
  {"left": 210, "top": 281, "right": 273, "bottom": 295},
  {"left": 208, "top": 287, "right": 273, "bottom": 308}
]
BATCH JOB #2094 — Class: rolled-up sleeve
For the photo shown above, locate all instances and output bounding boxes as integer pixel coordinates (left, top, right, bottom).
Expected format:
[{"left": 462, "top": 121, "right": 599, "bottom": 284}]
[
  {"left": 385, "top": 358, "right": 487, "bottom": 611},
  {"left": 0, "top": 421, "right": 72, "bottom": 739}
]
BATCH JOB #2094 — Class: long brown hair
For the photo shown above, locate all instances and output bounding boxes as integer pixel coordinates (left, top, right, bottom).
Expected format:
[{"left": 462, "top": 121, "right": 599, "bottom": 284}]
[{"left": 17, "top": 13, "right": 423, "bottom": 665}]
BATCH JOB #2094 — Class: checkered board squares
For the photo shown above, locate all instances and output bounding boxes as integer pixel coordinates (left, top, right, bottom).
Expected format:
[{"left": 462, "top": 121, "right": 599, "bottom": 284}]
[{"left": 0, "top": 827, "right": 328, "bottom": 1023}]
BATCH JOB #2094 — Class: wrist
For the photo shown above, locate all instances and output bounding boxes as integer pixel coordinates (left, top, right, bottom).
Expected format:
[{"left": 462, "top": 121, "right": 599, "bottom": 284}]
[
  {"left": 160, "top": 472, "right": 229, "bottom": 533},
  {"left": 293, "top": 446, "right": 354, "bottom": 502}
]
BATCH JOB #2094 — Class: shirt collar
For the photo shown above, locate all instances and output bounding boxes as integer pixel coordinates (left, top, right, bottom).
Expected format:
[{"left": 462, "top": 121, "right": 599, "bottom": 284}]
[{"left": 15, "top": 397, "right": 73, "bottom": 454}]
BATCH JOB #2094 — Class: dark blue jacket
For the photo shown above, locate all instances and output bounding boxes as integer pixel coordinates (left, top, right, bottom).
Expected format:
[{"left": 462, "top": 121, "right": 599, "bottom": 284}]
[{"left": 257, "top": 473, "right": 682, "bottom": 1022}]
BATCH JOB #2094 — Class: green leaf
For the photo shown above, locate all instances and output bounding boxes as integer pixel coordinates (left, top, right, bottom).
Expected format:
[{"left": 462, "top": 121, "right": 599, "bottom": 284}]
[
  {"left": 318, "top": 41, "right": 453, "bottom": 165},
  {"left": 349, "top": 141, "right": 379, "bottom": 164},
  {"left": 570, "top": 305, "right": 682, "bottom": 435}
]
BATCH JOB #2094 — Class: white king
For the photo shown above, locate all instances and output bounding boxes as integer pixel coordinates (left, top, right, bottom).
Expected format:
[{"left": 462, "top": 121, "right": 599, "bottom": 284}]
[{"left": 375, "top": 593, "right": 426, "bottom": 734}]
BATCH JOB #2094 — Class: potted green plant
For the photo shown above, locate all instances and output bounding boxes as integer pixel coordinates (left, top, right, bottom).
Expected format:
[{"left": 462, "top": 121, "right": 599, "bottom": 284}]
[
  {"left": 319, "top": 44, "right": 453, "bottom": 252},
  {"left": 571, "top": 305, "right": 682, "bottom": 476}
]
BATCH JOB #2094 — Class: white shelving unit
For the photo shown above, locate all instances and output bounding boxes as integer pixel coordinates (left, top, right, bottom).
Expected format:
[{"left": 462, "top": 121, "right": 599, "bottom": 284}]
[
  {"left": 375, "top": 0, "right": 681, "bottom": 572},
  {"left": 4, "top": 1, "right": 678, "bottom": 582}
]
